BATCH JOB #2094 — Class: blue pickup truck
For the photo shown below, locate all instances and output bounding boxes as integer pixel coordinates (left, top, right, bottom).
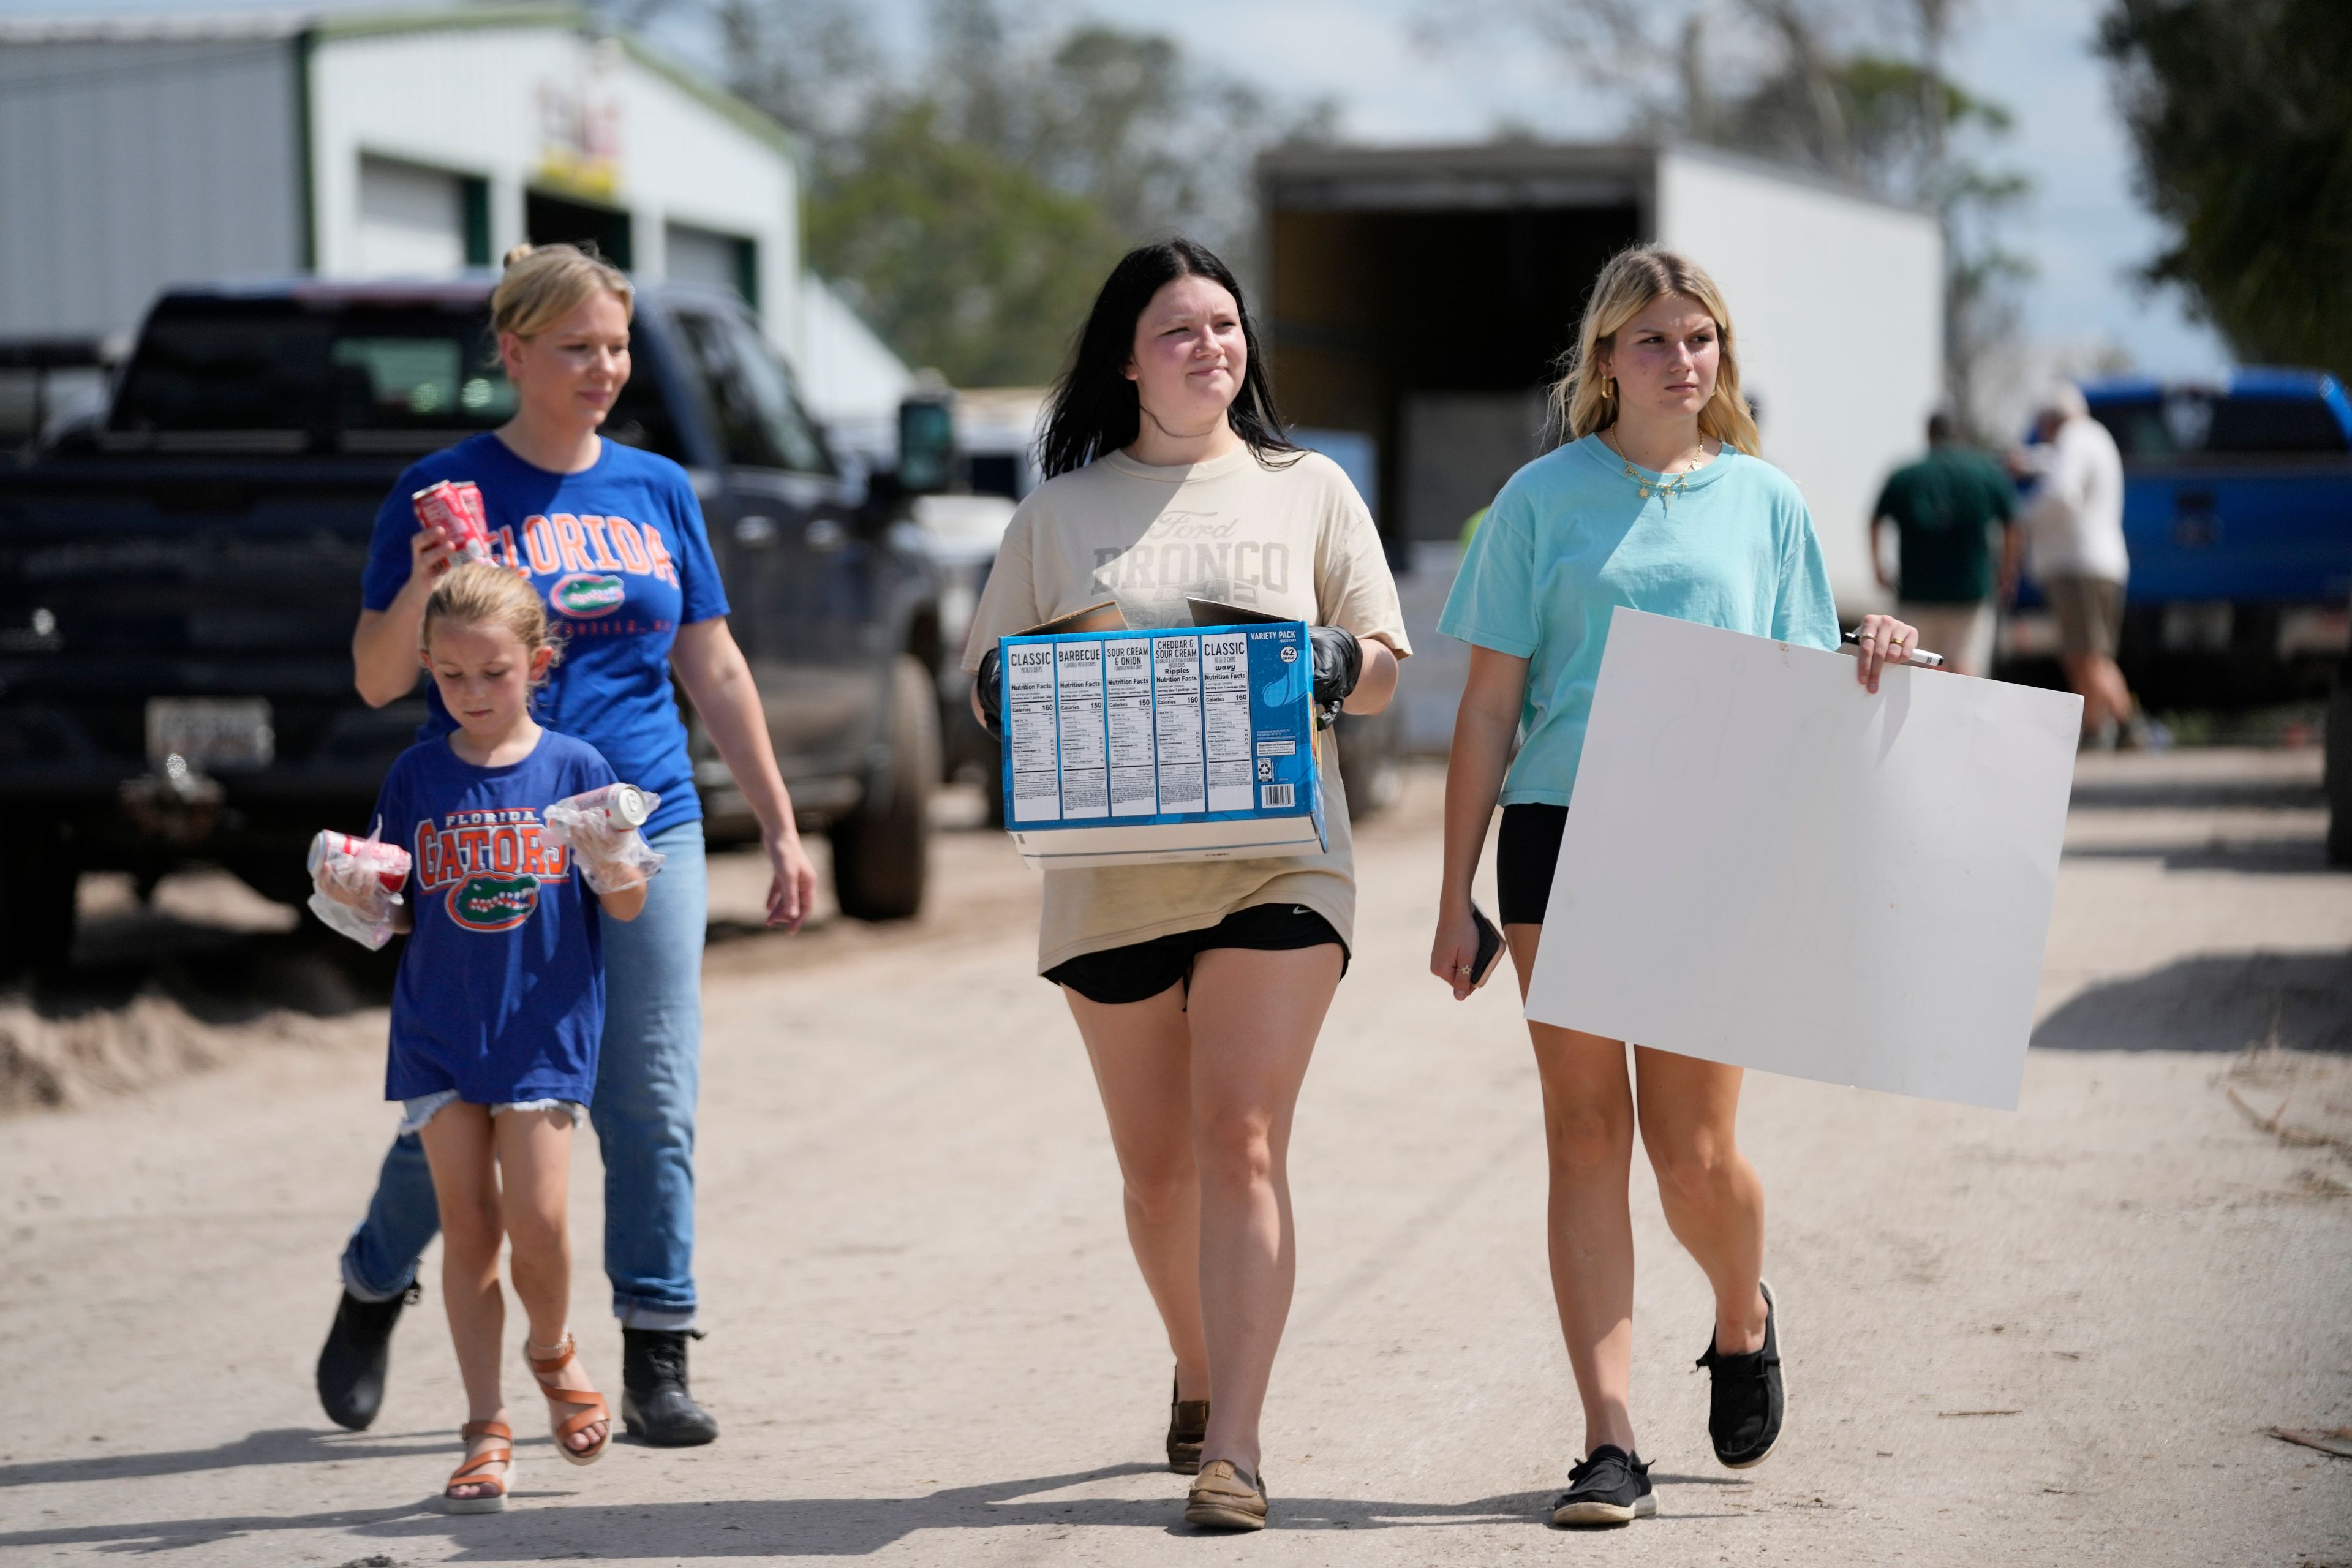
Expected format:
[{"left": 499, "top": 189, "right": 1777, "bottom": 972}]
[{"left": 2009, "top": 371, "right": 2352, "bottom": 710}]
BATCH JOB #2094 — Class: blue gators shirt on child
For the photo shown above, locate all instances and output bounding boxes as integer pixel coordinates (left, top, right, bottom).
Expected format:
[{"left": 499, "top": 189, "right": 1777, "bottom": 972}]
[
  {"left": 372, "top": 729, "right": 619, "bottom": 1108},
  {"left": 361, "top": 434, "right": 729, "bottom": 840},
  {"left": 1439, "top": 434, "right": 1841, "bottom": 808}
]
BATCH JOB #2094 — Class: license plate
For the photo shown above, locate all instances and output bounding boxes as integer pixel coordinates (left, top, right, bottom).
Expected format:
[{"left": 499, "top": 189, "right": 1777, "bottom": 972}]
[{"left": 146, "top": 697, "right": 274, "bottom": 770}]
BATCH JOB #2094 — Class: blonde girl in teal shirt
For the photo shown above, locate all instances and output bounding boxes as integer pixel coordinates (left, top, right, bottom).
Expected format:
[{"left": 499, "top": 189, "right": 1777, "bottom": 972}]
[{"left": 1430, "top": 247, "right": 1923, "bottom": 1528}]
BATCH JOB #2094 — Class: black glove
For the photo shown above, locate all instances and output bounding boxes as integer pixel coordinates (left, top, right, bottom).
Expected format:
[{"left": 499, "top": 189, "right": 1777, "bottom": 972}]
[
  {"left": 1310, "top": 625, "right": 1362, "bottom": 729},
  {"left": 975, "top": 646, "right": 1006, "bottom": 739}
]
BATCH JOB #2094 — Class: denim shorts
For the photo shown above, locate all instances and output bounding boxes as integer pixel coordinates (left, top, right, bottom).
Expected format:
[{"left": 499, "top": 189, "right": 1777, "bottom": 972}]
[{"left": 397, "top": 1090, "right": 588, "bottom": 1136}]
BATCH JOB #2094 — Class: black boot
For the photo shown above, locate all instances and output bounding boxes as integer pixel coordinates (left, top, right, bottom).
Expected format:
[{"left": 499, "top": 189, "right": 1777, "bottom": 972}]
[
  {"left": 315, "top": 1284, "right": 417, "bottom": 1432},
  {"left": 622, "top": 1327, "right": 719, "bottom": 1447}
]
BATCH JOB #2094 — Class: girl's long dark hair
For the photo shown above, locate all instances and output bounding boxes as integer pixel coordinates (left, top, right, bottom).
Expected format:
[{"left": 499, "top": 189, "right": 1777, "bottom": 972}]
[{"left": 1038, "top": 238, "right": 1300, "bottom": 480}]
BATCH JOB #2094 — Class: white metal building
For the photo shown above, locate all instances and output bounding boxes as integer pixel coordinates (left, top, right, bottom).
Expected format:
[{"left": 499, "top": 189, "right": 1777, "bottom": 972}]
[{"left": 0, "top": 4, "right": 910, "bottom": 423}]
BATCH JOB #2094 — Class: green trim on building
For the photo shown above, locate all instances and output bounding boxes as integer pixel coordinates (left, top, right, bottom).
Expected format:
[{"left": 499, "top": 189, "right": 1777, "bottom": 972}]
[
  {"left": 461, "top": 176, "right": 492, "bottom": 267},
  {"left": 311, "top": 4, "right": 585, "bottom": 44},
  {"left": 292, "top": 26, "right": 317, "bottom": 271},
  {"left": 734, "top": 236, "right": 760, "bottom": 312}
]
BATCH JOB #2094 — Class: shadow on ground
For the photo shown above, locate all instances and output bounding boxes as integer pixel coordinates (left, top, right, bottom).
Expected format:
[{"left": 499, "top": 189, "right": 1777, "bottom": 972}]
[
  {"left": 2034, "top": 950, "right": 2352, "bottom": 1053},
  {"left": 2061, "top": 835, "right": 2342, "bottom": 875},
  {"left": 0, "top": 1460, "right": 1752, "bottom": 1556}
]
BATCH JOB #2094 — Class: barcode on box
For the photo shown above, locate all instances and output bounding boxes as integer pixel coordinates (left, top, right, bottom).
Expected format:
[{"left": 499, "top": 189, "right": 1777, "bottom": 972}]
[{"left": 1260, "top": 783, "right": 1295, "bottom": 809}]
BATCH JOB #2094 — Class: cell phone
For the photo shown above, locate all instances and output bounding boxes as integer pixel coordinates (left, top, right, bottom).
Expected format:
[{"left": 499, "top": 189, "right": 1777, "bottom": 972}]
[{"left": 1468, "top": 901, "right": 1504, "bottom": 990}]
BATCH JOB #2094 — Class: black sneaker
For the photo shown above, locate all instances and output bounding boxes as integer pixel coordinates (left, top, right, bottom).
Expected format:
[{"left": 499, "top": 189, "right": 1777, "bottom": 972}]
[
  {"left": 315, "top": 1283, "right": 418, "bottom": 1432},
  {"left": 1550, "top": 1445, "right": 1654, "bottom": 1526},
  {"left": 621, "top": 1327, "right": 720, "bottom": 1447},
  {"left": 1696, "top": 1279, "right": 1784, "bottom": 1469}
]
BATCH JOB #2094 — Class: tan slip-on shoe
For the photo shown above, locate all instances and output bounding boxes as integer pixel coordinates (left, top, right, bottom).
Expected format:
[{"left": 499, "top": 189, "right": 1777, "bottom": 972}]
[{"left": 1183, "top": 1458, "right": 1267, "bottom": 1531}]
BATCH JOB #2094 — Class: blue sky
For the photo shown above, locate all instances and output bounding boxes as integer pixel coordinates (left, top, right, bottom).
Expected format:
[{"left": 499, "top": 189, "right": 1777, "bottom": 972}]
[{"left": 3, "top": 0, "right": 2231, "bottom": 376}]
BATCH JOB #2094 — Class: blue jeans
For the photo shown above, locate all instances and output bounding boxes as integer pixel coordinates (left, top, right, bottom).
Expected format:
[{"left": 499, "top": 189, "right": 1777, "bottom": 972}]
[{"left": 341, "top": 822, "right": 709, "bottom": 1329}]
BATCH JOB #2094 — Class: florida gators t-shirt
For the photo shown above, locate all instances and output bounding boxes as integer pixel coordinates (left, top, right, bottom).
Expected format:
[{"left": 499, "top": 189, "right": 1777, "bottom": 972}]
[
  {"left": 372, "top": 728, "right": 617, "bottom": 1107},
  {"left": 362, "top": 434, "right": 729, "bottom": 839}
]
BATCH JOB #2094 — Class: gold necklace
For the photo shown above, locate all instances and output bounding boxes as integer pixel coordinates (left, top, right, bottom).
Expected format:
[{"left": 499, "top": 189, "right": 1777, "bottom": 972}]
[{"left": 1604, "top": 432, "right": 1703, "bottom": 508}]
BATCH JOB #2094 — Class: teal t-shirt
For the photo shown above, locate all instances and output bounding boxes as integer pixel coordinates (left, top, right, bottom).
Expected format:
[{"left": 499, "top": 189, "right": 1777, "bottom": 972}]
[{"left": 1438, "top": 434, "right": 1840, "bottom": 807}]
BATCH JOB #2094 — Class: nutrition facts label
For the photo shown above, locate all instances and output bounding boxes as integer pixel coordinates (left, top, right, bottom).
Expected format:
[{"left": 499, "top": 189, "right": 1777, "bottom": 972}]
[
  {"left": 1006, "top": 626, "right": 1311, "bottom": 828},
  {"left": 1200, "top": 633, "right": 1256, "bottom": 813}
]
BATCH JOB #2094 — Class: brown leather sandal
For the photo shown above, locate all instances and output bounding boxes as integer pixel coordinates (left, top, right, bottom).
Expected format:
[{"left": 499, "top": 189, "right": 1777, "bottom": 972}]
[
  {"left": 444, "top": 1420, "right": 514, "bottom": 1513},
  {"left": 527, "top": 1335, "right": 612, "bottom": 1466},
  {"left": 1166, "top": 1371, "right": 1209, "bottom": 1474}
]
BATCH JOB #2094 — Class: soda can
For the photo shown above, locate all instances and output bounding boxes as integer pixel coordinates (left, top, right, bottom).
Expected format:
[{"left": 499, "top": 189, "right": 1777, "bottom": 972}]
[
  {"left": 565, "top": 783, "right": 654, "bottom": 831},
  {"left": 307, "top": 830, "right": 412, "bottom": 894},
  {"left": 412, "top": 479, "right": 494, "bottom": 564}
]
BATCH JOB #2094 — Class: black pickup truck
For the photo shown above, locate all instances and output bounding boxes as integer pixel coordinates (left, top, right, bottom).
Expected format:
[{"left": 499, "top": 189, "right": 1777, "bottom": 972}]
[{"left": 0, "top": 279, "right": 944, "bottom": 974}]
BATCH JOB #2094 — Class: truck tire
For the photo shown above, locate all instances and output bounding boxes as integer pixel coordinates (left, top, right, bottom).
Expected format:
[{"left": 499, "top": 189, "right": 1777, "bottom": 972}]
[
  {"left": 832, "top": 654, "right": 938, "bottom": 921},
  {"left": 1335, "top": 705, "right": 1405, "bottom": 820},
  {"left": 0, "top": 840, "right": 78, "bottom": 979},
  {"left": 2327, "top": 677, "right": 2352, "bottom": 868}
]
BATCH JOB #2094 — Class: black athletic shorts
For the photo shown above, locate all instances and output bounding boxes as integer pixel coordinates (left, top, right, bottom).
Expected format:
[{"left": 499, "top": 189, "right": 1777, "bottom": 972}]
[
  {"left": 1044, "top": 902, "right": 1349, "bottom": 1006},
  {"left": 1496, "top": 804, "right": 1569, "bottom": 927}
]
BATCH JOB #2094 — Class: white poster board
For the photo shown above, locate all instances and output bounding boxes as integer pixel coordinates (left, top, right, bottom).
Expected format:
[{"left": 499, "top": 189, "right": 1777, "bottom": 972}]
[{"left": 1522, "top": 609, "right": 2081, "bottom": 1110}]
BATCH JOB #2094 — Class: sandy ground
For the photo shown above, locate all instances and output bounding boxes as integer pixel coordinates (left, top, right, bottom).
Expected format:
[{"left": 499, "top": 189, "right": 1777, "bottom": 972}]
[{"left": 2, "top": 750, "right": 2348, "bottom": 1566}]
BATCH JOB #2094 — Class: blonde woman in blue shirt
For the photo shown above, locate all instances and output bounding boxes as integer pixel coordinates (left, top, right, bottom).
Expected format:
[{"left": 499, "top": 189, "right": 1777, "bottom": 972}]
[{"left": 1430, "top": 247, "right": 1920, "bottom": 1528}]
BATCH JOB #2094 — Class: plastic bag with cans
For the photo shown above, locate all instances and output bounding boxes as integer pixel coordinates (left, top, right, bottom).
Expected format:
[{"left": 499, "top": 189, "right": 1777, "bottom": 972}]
[
  {"left": 307, "top": 827, "right": 413, "bottom": 949},
  {"left": 541, "top": 783, "right": 666, "bottom": 895}
]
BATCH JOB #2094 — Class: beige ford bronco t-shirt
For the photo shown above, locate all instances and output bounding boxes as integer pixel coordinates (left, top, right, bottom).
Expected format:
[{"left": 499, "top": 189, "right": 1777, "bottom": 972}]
[{"left": 961, "top": 445, "right": 1411, "bottom": 973}]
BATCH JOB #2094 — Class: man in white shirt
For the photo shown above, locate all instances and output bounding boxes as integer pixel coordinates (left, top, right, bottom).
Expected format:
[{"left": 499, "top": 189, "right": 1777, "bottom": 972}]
[{"left": 2016, "top": 384, "right": 2143, "bottom": 747}]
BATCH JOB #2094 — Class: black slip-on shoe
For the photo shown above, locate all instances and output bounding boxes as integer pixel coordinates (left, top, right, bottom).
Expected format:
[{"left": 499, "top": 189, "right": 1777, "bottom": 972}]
[
  {"left": 1697, "top": 1279, "right": 1784, "bottom": 1469},
  {"left": 1166, "top": 1373, "right": 1209, "bottom": 1474},
  {"left": 1550, "top": 1445, "right": 1655, "bottom": 1526},
  {"left": 621, "top": 1327, "right": 720, "bottom": 1447},
  {"left": 316, "top": 1283, "right": 418, "bottom": 1432}
]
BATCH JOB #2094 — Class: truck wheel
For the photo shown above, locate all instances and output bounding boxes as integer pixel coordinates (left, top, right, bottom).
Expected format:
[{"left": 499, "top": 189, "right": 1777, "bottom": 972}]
[
  {"left": 832, "top": 655, "right": 938, "bottom": 921},
  {"left": 2327, "top": 677, "right": 2352, "bottom": 868},
  {"left": 1335, "top": 705, "right": 1405, "bottom": 820},
  {"left": 0, "top": 842, "right": 79, "bottom": 979}
]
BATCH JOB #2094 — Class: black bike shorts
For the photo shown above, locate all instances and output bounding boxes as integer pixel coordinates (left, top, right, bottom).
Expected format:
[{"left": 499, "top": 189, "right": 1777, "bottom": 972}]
[
  {"left": 1044, "top": 902, "right": 1349, "bottom": 1006},
  {"left": 1496, "top": 804, "right": 1569, "bottom": 927}
]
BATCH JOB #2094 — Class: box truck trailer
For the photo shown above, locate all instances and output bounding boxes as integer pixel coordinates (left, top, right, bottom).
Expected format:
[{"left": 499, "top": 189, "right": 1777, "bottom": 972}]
[{"left": 1259, "top": 141, "right": 1945, "bottom": 613}]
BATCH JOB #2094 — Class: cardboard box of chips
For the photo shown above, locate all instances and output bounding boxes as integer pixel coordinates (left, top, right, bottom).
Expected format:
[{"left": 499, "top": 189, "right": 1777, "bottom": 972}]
[{"left": 997, "top": 600, "right": 1326, "bottom": 870}]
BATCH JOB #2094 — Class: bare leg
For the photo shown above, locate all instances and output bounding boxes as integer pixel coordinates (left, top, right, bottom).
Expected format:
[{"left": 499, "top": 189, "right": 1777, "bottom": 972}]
[
  {"left": 2095, "top": 655, "right": 2138, "bottom": 729},
  {"left": 1508, "top": 924, "right": 1639, "bottom": 1458},
  {"left": 1184, "top": 943, "right": 1342, "bottom": 1479},
  {"left": 418, "top": 1104, "right": 510, "bottom": 1500},
  {"left": 493, "top": 1108, "right": 606, "bottom": 1455},
  {"left": 1632, "top": 1048, "right": 1768, "bottom": 1354},
  {"left": 1065, "top": 982, "right": 1210, "bottom": 1403},
  {"left": 2062, "top": 652, "right": 2132, "bottom": 733}
]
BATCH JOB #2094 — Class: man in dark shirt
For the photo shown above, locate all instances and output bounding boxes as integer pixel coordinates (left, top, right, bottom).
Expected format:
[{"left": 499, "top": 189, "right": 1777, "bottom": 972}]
[{"left": 1870, "top": 412, "right": 2020, "bottom": 677}]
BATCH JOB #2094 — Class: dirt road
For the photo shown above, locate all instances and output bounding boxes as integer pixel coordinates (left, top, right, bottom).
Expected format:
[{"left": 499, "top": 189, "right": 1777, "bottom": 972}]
[{"left": 2, "top": 751, "right": 2348, "bottom": 1564}]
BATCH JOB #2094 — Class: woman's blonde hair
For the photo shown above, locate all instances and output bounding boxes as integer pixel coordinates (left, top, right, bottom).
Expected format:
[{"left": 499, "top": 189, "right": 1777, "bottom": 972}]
[
  {"left": 491, "top": 241, "right": 633, "bottom": 339},
  {"left": 423, "top": 561, "right": 562, "bottom": 680},
  {"left": 1547, "top": 246, "right": 1762, "bottom": 456}
]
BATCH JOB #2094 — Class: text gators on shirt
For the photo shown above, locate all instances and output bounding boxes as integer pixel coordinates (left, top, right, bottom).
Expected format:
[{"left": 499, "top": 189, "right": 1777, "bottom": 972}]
[{"left": 415, "top": 808, "right": 572, "bottom": 932}]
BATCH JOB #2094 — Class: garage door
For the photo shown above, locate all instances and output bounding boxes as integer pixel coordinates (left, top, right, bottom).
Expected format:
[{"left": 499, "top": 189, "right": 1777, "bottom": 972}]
[{"left": 356, "top": 156, "right": 467, "bottom": 277}]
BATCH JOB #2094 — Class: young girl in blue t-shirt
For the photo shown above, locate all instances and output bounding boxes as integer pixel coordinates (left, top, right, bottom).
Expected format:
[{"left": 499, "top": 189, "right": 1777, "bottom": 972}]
[{"left": 317, "top": 562, "right": 653, "bottom": 1512}]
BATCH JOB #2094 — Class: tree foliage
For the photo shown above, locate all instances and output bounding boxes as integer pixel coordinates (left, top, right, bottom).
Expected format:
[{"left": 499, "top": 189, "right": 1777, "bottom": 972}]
[
  {"left": 1438, "top": 0, "right": 2032, "bottom": 433},
  {"left": 2100, "top": 0, "right": 2352, "bottom": 377},
  {"left": 660, "top": 0, "right": 1331, "bottom": 385}
]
